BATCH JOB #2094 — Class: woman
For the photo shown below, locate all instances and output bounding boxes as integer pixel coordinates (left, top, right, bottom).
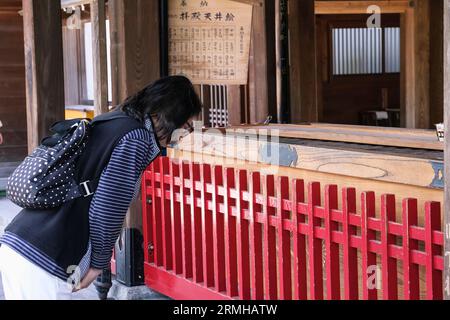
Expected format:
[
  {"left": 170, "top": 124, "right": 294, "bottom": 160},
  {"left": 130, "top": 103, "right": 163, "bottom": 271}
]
[{"left": 0, "top": 76, "right": 202, "bottom": 300}]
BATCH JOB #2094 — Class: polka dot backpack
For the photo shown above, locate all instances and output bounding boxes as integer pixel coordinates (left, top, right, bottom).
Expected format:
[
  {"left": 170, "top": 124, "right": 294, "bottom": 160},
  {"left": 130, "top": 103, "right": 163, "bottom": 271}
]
[{"left": 6, "top": 117, "right": 97, "bottom": 209}]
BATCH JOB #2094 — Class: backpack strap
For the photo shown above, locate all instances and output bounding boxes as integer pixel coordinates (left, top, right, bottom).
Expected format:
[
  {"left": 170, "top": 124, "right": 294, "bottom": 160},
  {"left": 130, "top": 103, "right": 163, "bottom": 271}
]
[
  {"left": 68, "top": 111, "right": 145, "bottom": 201},
  {"left": 67, "top": 176, "right": 102, "bottom": 199}
]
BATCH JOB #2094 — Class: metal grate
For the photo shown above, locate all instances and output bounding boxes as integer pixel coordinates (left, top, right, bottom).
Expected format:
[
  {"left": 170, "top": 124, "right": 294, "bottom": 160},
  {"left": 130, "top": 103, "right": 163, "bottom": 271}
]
[
  {"left": 199, "top": 84, "right": 229, "bottom": 128},
  {"left": 332, "top": 27, "right": 383, "bottom": 75},
  {"left": 384, "top": 27, "right": 401, "bottom": 73},
  {"left": 332, "top": 27, "right": 401, "bottom": 76}
]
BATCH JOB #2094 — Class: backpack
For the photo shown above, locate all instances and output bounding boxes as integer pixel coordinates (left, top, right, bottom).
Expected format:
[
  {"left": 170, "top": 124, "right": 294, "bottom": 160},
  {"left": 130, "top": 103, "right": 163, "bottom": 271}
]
[{"left": 6, "top": 111, "right": 133, "bottom": 209}]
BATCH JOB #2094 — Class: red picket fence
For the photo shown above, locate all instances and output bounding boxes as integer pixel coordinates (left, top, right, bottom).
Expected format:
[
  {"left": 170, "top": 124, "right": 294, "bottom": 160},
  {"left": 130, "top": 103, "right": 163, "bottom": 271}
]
[{"left": 141, "top": 157, "right": 444, "bottom": 300}]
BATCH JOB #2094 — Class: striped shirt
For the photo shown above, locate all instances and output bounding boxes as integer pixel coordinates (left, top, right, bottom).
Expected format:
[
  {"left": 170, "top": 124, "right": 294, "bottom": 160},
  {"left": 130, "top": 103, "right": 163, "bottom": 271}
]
[{"left": 0, "top": 117, "right": 160, "bottom": 282}]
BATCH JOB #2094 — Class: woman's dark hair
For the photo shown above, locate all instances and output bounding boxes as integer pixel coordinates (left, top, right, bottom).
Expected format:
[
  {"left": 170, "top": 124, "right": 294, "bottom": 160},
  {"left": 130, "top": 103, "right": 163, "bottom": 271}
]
[{"left": 114, "top": 76, "right": 202, "bottom": 143}]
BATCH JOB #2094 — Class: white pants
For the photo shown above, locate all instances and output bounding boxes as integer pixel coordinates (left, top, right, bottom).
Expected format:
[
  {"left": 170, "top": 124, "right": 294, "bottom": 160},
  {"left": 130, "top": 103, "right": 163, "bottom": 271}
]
[{"left": 0, "top": 244, "right": 73, "bottom": 300}]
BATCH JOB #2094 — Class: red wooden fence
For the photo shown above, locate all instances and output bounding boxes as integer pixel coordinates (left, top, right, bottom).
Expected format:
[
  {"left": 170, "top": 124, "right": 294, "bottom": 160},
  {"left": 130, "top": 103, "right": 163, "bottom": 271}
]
[{"left": 142, "top": 157, "right": 444, "bottom": 300}]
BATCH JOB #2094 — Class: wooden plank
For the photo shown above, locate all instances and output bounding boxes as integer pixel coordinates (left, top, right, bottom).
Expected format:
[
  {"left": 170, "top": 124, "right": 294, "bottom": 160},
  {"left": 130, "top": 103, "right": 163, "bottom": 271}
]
[
  {"left": 177, "top": 129, "right": 442, "bottom": 189},
  {"left": 90, "top": 0, "right": 109, "bottom": 115},
  {"left": 23, "top": 0, "right": 65, "bottom": 153},
  {"left": 62, "top": 26, "right": 82, "bottom": 106},
  {"left": 443, "top": 0, "right": 450, "bottom": 301},
  {"left": 225, "top": 124, "right": 443, "bottom": 150},
  {"left": 288, "top": 0, "right": 317, "bottom": 123},
  {"left": 315, "top": 1, "right": 410, "bottom": 15}
]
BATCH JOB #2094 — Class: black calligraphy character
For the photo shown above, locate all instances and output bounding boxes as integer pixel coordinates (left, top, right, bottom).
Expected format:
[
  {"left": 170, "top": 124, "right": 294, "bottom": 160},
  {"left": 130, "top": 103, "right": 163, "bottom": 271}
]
[
  {"left": 204, "top": 12, "right": 212, "bottom": 21},
  {"left": 180, "top": 0, "right": 187, "bottom": 6},
  {"left": 180, "top": 12, "right": 189, "bottom": 20},
  {"left": 225, "top": 13, "right": 235, "bottom": 22},
  {"left": 200, "top": 1, "right": 208, "bottom": 7},
  {"left": 191, "top": 12, "right": 201, "bottom": 20},
  {"left": 215, "top": 12, "right": 222, "bottom": 21}
]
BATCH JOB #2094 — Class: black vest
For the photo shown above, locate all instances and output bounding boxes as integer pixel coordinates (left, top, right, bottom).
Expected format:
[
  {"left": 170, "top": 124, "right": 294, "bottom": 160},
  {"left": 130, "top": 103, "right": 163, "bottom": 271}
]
[{"left": 5, "top": 111, "right": 146, "bottom": 274}]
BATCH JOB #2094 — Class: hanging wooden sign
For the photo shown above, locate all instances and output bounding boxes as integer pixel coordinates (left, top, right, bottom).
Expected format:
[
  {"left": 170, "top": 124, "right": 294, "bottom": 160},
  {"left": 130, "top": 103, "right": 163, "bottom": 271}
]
[{"left": 168, "top": 0, "right": 253, "bottom": 85}]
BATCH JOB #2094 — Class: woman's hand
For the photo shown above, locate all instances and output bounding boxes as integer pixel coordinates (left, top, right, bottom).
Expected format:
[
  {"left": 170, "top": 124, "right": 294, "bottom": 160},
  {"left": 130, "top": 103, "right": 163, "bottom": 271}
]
[{"left": 72, "top": 268, "right": 103, "bottom": 293}]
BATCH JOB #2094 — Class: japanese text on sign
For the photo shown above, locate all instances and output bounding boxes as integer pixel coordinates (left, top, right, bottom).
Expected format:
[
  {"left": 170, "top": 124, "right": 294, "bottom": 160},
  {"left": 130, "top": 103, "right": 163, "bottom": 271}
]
[{"left": 168, "top": 0, "right": 253, "bottom": 85}]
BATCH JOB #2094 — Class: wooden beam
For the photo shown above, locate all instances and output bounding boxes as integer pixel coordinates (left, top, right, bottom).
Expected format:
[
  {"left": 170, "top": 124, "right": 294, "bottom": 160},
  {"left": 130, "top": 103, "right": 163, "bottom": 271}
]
[
  {"left": 413, "top": 0, "right": 430, "bottom": 129},
  {"left": 22, "top": 0, "right": 65, "bottom": 152},
  {"left": 443, "top": 0, "right": 450, "bottom": 301},
  {"left": 91, "top": 0, "right": 109, "bottom": 115},
  {"left": 109, "top": 0, "right": 160, "bottom": 230},
  {"left": 289, "top": 0, "right": 317, "bottom": 123},
  {"left": 315, "top": 0, "right": 410, "bottom": 15}
]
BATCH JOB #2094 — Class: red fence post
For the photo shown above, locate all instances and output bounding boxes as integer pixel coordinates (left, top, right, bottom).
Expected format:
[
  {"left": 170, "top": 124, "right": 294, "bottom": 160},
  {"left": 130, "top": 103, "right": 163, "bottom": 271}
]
[
  {"left": 142, "top": 168, "right": 152, "bottom": 264},
  {"left": 249, "top": 171, "right": 264, "bottom": 299},
  {"left": 425, "top": 202, "right": 443, "bottom": 300},
  {"left": 324, "top": 185, "right": 340, "bottom": 300},
  {"left": 151, "top": 160, "right": 163, "bottom": 266},
  {"left": 160, "top": 157, "right": 173, "bottom": 271},
  {"left": 361, "top": 192, "right": 377, "bottom": 300},
  {"left": 237, "top": 169, "right": 251, "bottom": 299},
  {"left": 201, "top": 164, "right": 214, "bottom": 287},
  {"left": 224, "top": 167, "right": 238, "bottom": 297},
  {"left": 180, "top": 161, "right": 193, "bottom": 278},
  {"left": 190, "top": 162, "right": 203, "bottom": 283},
  {"left": 402, "top": 198, "right": 420, "bottom": 300},
  {"left": 381, "top": 194, "right": 398, "bottom": 300},
  {"left": 169, "top": 160, "right": 182, "bottom": 275},
  {"left": 292, "top": 179, "right": 307, "bottom": 300},
  {"left": 278, "top": 176, "right": 292, "bottom": 300},
  {"left": 263, "top": 175, "right": 278, "bottom": 300},
  {"left": 212, "top": 165, "right": 226, "bottom": 293},
  {"left": 308, "top": 182, "right": 323, "bottom": 300},
  {"left": 343, "top": 188, "right": 358, "bottom": 300}
]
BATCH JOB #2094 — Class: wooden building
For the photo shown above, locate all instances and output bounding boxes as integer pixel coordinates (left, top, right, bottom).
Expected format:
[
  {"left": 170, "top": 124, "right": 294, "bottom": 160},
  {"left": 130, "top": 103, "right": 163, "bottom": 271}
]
[{"left": 0, "top": 0, "right": 449, "bottom": 300}]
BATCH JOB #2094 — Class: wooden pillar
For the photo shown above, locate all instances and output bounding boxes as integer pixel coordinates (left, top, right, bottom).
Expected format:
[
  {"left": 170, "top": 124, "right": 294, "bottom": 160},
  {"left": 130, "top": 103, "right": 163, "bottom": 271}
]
[
  {"left": 247, "top": 0, "right": 277, "bottom": 124},
  {"left": 288, "top": 0, "right": 317, "bottom": 123},
  {"left": 109, "top": 0, "right": 160, "bottom": 230},
  {"left": 443, "top": 0, "right": 450, "bottom": 301},
  {"left": 401, "top": 0, "right": 430, "bottom": 129},
  {"left": 430, "top": 0, "right": 444, "bottom": 126},
  {"left": 22, "top": 0, "right": 65, "bottom": 153},
  {"left": 91, "top": 0, "right": 109, "bottom": 115}
]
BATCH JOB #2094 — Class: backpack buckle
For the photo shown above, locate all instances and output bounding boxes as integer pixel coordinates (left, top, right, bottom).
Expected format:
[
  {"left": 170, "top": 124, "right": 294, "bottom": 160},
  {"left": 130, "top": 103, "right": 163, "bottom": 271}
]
[{"left": 80, "top": 181, "right": 94, "bottom": 197}]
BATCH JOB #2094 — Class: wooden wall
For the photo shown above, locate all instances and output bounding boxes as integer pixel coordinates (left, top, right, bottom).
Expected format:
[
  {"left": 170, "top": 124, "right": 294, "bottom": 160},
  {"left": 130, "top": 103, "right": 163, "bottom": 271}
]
[{"left": 0, "top": 0, "right": 27, "bottom": 162}]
